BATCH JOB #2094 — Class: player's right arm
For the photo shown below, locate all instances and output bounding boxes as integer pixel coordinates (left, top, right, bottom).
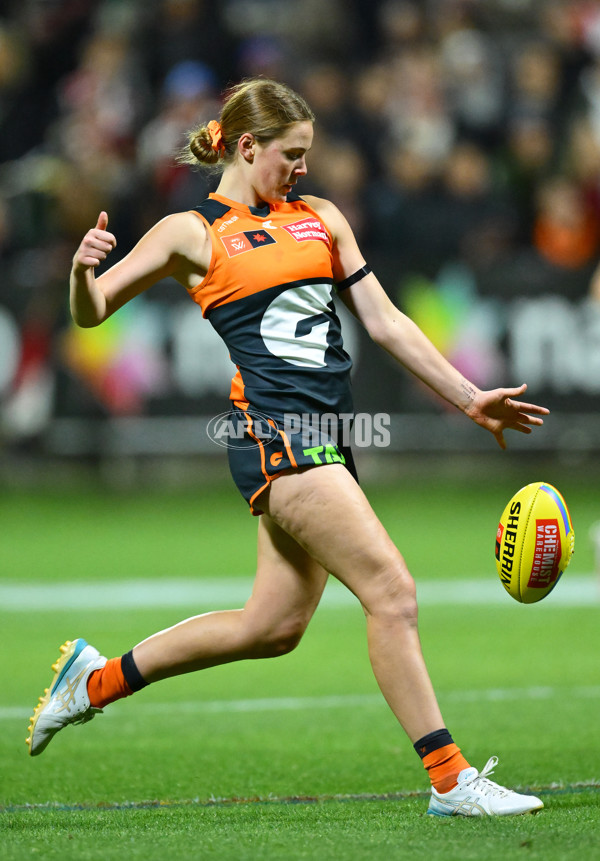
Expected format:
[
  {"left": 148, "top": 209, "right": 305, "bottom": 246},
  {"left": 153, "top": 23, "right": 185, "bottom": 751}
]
[{"left": 70, "top": 211, "right": 211, "bottom": 327}]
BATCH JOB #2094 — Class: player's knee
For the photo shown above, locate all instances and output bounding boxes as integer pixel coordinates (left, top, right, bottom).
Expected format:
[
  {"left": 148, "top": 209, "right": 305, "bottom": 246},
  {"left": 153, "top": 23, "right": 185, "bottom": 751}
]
[
  {"left": 363, "top": 560, "right": 418, "bottom": 626},
  {"left": 263, "top": 619, "right": 306, "bottom": 658},
  {"left": 260, "top": 624, "right": 304, "bottom": 657},
  {"left": 245, "top": 615, "right": 307, "bottom": 658}
]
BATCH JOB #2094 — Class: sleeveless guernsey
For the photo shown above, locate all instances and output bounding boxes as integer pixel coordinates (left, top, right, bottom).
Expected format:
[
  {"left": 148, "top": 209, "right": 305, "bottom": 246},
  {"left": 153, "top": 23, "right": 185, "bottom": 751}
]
[{"left": 188, "top": 192, "right": 353, "bottom": 423}]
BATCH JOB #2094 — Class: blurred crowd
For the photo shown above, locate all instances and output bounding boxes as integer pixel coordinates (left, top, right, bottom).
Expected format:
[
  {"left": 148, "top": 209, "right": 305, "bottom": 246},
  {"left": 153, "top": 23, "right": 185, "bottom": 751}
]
[
  {"left": 2, "top": 0, "right": 600, "bottom": 428},
  {"left": 4, "top": 0, "right": 600, "bottom": 298}
]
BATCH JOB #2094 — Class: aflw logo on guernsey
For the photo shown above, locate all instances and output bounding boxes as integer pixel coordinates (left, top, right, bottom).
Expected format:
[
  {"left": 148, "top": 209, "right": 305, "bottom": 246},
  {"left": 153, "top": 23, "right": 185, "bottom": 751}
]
[
  {"left": 283, "top": 219, "right": 330, "bottom": 246},
  {"left": 221, "top": 229, "right": 276, "bottom": 257}
]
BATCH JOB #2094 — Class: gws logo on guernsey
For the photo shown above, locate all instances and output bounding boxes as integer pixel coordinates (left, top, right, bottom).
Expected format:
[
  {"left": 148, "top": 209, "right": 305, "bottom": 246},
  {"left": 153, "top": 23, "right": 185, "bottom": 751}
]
[
  {"left": 221, "top": 230, "right": 276, "bottom": 257},
  {"left": 207, "top": 410, "right": 279, "bottom": 449},
  {"left": 283, "top": 219, "right": 330, "bottom": 246}
]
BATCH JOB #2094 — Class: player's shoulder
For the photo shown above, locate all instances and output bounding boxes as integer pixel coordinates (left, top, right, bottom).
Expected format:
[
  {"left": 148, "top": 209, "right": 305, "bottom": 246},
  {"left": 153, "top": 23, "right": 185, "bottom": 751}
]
[
  {"left": 156, "top": 209, "right": 209, "bottom": 232},
  {"left": 153, "top": 210, "right": 209, "bottom": 246},
  {"left": 300, "top": 194, "right": 337, "bottom": 217},
  {"left": 191, "top": 196, "right": 234, "bottom": 226},
  {"left": 144, "top": 210, "right": 211, "bottom": 270},
  {"left": 300, "top": 194, "right": 353, "bottom": 242}
]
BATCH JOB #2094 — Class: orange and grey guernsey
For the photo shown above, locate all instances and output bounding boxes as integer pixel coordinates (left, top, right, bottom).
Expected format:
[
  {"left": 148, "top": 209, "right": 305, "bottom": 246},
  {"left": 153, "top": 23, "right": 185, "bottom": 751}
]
[{"left": 188, "top": 192, "right": 353, "bottom": 421}]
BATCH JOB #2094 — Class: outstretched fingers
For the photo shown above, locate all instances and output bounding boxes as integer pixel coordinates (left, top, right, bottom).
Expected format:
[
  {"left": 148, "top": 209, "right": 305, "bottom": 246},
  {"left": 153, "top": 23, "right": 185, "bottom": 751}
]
[
  {"left": 504, "top": 395, "right": 549, "bottom": 440},
  {"left": 505, "top": 396, "right": 550, "bottom": 421},
  {"left": 505, "top": 404, "right": 548, "bottom": 429},
  {"left": 469, "top": 383, "right": 550, "bottom": 449}
]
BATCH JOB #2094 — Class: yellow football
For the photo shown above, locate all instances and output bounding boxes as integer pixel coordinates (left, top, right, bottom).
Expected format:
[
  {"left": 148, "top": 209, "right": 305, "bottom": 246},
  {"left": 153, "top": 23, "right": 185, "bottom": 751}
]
[{"left": 495, "top": 482, "right": 575, "bottom": 603}]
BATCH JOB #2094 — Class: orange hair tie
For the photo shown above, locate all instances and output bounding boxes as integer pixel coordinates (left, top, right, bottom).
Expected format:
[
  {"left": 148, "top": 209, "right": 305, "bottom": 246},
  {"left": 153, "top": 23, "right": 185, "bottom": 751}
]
[{"left": 207, "top": 120, "right": 226, "bottom": 156}]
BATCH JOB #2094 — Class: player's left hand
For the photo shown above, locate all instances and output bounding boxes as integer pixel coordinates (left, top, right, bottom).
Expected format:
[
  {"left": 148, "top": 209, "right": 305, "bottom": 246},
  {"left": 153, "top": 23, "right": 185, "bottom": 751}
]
[{"left": 465, "top": 383, "right": 550, "bottom": 450}]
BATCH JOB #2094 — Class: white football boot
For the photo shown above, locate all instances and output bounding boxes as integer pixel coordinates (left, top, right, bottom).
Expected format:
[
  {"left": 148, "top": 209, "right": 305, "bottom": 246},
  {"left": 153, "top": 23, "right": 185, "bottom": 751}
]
[
  {"left": 427, "top": 756, "right": 544, "bottom": 816},
  {"left": 26, "top": 639, "right": 107, "bottom": 756}
]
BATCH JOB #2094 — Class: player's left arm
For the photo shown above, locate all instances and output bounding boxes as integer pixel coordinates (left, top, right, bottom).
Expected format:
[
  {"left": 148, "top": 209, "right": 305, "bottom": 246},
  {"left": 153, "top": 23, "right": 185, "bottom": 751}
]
[{"left": 307, "top": 195, "right": 549, "bottom": 449}]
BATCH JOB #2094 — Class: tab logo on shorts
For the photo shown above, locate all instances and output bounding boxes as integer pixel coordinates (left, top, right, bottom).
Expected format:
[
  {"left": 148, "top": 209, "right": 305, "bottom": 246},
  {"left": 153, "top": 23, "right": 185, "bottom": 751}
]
[
  {"left": 282, "top": 219, "right": 330, "bottom": 246},
  {"left": 221, "top": 229, "right": 276, "bottom": 257}
]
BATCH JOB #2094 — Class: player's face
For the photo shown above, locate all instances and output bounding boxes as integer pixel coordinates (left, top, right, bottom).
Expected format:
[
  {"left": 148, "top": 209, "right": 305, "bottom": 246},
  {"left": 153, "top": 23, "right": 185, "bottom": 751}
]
[{"left": 252, "top": 121, "right": 313, "bottom": 203}]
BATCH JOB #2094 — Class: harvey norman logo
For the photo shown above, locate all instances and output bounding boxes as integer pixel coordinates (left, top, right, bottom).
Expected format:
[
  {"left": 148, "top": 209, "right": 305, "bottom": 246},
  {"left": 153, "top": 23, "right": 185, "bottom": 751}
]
[{"left": 283, "top": 219, "right": 330, "bottom": 246}]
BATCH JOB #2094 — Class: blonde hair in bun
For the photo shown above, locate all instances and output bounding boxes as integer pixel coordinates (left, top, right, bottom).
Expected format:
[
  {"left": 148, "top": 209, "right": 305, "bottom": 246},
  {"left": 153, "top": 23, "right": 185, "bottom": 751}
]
[{"left": 180, "top": 77, "right": 314, "bottom": 171}]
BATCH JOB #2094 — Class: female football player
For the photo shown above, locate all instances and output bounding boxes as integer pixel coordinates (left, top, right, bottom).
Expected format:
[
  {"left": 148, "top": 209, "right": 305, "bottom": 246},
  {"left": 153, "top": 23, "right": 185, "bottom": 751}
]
[{"left": 28, "top": 78, "right": 548, "bottom": 817}]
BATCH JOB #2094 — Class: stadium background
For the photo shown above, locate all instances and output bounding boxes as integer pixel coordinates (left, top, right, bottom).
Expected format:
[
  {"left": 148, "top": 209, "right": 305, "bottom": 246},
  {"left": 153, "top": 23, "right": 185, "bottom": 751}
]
[{"left": 0, "top": 0, "right": 599, "bottom": 481}]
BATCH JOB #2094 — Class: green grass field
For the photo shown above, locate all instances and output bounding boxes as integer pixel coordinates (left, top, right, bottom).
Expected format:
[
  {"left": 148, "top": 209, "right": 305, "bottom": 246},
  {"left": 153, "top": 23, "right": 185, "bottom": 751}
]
[{"left": 1, "top": 458, "right": 599, "bottom": 859}]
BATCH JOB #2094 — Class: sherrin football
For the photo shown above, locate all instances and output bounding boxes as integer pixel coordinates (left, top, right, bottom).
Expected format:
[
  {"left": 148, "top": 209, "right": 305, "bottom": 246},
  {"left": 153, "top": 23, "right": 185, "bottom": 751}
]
[{"left": 495, "top": 482, "right": 575, "bottom": 603}]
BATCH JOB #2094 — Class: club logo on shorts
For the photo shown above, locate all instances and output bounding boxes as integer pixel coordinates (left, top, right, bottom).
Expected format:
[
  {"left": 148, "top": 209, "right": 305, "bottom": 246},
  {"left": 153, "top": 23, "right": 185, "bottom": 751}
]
[{"left": 221, "top": 230, "right": 276, "bottom": 257}]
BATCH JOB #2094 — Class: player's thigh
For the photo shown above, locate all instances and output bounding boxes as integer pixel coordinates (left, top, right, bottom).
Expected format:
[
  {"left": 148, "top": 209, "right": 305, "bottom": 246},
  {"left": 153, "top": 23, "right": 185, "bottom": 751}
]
[
  {"left": 242, "top": 514, "right": 329, "bottom": 641},
  {"left": 259, "top": 465, "right": 414, "bottom": 614}
]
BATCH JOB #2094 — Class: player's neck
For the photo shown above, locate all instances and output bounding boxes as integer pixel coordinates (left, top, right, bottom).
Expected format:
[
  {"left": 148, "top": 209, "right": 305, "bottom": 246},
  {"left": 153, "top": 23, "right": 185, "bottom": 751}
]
[{"left": 216, "top": 169, "right": 266, "bottom": 210}]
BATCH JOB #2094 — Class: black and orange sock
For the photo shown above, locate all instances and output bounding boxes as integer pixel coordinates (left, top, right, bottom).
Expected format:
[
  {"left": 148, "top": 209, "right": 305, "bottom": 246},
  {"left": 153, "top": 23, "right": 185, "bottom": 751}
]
[
  {"left": 87, "top": 650, "right": 149, "bottom": 709},
  {"left": 413, "top": 728, "right": 470, "bottom": 793}
]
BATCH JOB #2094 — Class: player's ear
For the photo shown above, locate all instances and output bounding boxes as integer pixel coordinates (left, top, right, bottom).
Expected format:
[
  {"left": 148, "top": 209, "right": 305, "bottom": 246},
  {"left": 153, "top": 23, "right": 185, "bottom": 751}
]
[{"left": 238, "top": 133, "right": 256, "bottom": 163}]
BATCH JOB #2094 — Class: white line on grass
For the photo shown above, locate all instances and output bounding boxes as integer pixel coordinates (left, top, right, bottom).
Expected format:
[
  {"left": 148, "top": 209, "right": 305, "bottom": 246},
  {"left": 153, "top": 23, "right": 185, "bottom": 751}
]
[
  {"left": 1, "top": 575, "right": 598, "bottom": 611},
  {"left": 3, "top": 780, "right": 600, "bottom": 813},
  {"left": 3, "top": 685, "right": 600, "bottom": 721}
]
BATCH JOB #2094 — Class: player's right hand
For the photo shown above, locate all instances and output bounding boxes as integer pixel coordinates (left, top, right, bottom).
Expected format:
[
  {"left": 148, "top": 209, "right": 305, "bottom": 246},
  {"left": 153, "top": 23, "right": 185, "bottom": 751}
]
[{"left": 73, "top": 212, "right": 117, "bottom": 270}]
